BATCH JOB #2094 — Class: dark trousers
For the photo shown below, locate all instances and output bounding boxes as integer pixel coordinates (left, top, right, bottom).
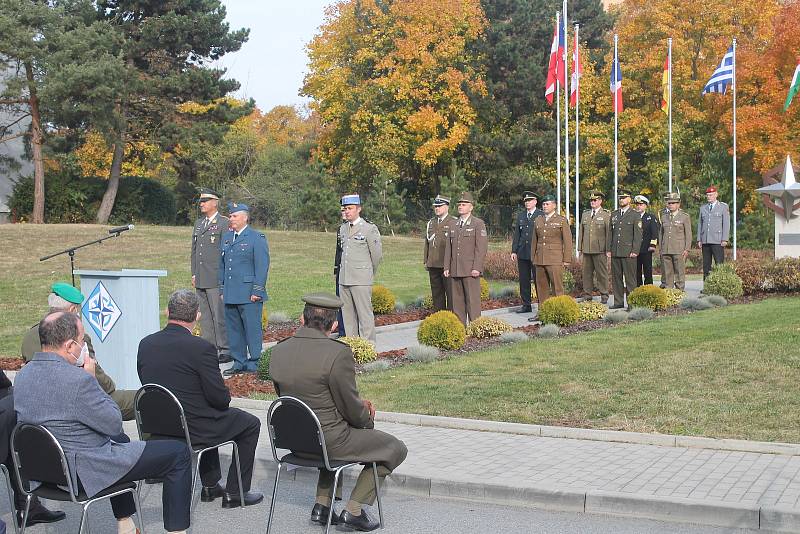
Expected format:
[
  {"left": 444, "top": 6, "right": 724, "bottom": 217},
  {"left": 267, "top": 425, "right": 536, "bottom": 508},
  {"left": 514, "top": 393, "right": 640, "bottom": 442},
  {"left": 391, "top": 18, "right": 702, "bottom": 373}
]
[
  {"left": 224, "top": 301, "right": 263, "bottom": 372},
  {"left": 702, "top": 244, "right": 725, "bottom": 279},
  {"left": 517, "top": 258, "right": 536, "bottom": 306},
  {"left": 336, "top": 274, "right": 345, "bottom": 336},
  {"left": 637, "top": 252, "right": 654, "bottom": 286},
  {"left": 197, "top": 408, "right": 260, "bottom": 493},
  {"left": 428, "top": 267, "right": 452, "bottom": 311}
]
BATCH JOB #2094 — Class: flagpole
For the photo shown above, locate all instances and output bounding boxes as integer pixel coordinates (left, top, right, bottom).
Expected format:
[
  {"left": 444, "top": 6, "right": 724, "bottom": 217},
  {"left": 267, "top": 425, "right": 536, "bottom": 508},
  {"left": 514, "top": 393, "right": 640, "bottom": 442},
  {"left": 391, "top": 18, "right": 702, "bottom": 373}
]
[
  {"left": 614, "top": 34, "right": 619, "bottom": 210},
  {"left": 574, "top": 23, "right": 580, "bottom": 255},
  {"left": 732, "top": 38, "right": 737, "bottom": 261},
  {"left": 556, "top": 12, "right": 561, "bottom": 212},
  {"left": 563, "top": 0, "right": 570, "bottom": 220},
  {"left": 668, "top": 37, "right": 673, "bottom": 192}
]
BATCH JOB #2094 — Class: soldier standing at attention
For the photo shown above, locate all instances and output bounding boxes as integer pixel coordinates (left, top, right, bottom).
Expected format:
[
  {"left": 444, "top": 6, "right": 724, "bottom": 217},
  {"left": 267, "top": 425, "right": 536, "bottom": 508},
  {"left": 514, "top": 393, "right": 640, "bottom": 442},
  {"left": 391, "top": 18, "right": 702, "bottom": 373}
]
[
  {"left": 338, "top": 194, "right": 383, "bottom": 343},
  {"left": 334, "top": 206, "right": 347, "bottom": 337},
  {"left": 511, "top": 191, "right": 543, "bottom": 313},
  {"left": 660, "top": 192, "right": 693, "bottom": 290},
  {"left": 697, "top": 185, "right": 730, "bottom": 280},
  {"left": 424, "top": 195, "right": 456, "bottom": 312},
  {"left": 633, "top": 195, "right": 660, "bottom": 286},
  {"left": 528, "top": 194, "right": 572, "bottom": 315},
  {"left": 578, "top": 191, "right": 611, "bottom": 303},
  {"left": 607, "top": 190, "right": 643, "bottom": 309},
  {"left": 220, "top": 202, "right": 270, "bottom": 376},
  {"left": 443, "top": 192, "right": 488, "bottom": 325},
  {"left": 191, "top": 188, "right": 231, "bottom": 363}
]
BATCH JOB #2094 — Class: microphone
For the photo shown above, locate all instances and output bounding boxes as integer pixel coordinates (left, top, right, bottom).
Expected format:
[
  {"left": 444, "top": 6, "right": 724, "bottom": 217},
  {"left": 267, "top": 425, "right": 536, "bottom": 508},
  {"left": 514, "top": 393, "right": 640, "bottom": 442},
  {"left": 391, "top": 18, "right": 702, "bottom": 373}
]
[{"left": 108, "top": 224, "right": 134, "bottom": 234}]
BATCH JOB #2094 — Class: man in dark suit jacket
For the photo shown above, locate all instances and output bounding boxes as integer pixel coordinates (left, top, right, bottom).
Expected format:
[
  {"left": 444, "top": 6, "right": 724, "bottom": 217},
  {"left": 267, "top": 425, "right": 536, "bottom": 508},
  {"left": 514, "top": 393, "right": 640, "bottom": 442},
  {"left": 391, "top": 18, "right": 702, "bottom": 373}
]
[
  {"left": 634, "top": 195, "right": 660, "bottom": 286},
  {"left": 137, "top": 290, "right": 263, "bottom": 508},
  {"left": 511, "top": 191, "right": 543, "bottom": 313}
]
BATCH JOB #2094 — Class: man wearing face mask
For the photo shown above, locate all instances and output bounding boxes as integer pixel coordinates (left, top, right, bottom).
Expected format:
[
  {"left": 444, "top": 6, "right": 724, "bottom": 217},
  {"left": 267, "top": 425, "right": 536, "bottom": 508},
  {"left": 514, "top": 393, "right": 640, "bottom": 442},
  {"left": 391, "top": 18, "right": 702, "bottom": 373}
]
[{"left": 20, "top": 282, "right": 137, "bottom": 420}]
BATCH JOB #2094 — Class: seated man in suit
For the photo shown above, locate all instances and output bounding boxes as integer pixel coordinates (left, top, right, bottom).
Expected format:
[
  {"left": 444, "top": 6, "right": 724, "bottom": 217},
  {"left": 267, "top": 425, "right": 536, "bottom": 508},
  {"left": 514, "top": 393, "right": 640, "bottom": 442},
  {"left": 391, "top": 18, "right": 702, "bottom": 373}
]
[
  {"left": 137, "top": 289, "right": 263, "bottom": 508},
  {"left": 270, "top": 293, "right": 407, "bottom": 532},
  {"left": 21, "top": 282, "right": 136, "bottom": 420},
  {"left": 15, "top": 312, "right": 192, "bottom": 534}
]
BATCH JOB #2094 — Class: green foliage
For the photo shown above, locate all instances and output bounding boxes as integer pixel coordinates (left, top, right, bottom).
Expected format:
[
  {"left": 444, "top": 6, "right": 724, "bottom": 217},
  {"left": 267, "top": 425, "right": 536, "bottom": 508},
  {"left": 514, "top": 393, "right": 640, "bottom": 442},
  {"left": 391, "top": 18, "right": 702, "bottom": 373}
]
[
  {"left": 257, "top": 347, "right": 272, "bottom": 381},
  {"left": 537, "top": 324, "right": 560, "bottom": 338},
  {"left": 339, "top": 336, "right": 377, "bottom": 364},
  {"left": 499, "top": 331, "right": 528, "bottom": 343},
  {"left": 417, "top": 311, "right": 466, "bottom": 350},
  {"left": 628, "top": 307, "right": 655, "bottom": 321},
  {"left": 372, "top": 285, "right": 396, "bottom": 315},
  {"left": 407, "top": 345, "right": 440, "bottom": 363},
  {"left": 562, "top": 270, "right": 576, "bottom": 294},
  {"left": 664, "top": 289, "right": 686, "bottom": 307},
  {"left": 702, "top": 295, "right": 728, "bottom": 307},
  {"left": 737, "top": 210, "right": 774, "bottom": 250},
  {"left": 578, "top": 301, "right": 608, "bottom": 322},
  {"left": 604, "top": 310, "right": 629, "bottom": 323},
  {"left": 704, "top": 264, "right": 744, "bottom": 300},
  {"left": 480, "top": 277, "right": 490, "bottom": 301},
  {"left": 538, "top": 296, "right": 580, "bottom": 327},
  {"left": 735, "top": 259, "right": 768, "bottom": 295},
  {"left": 628, "top": 285, "right": 669, "bottom": 311},
  {"left": 680, "top": 296, "right": 713, "bottom": 311},
  {"left": 764, "top": 258, "right": 800, "bottom": 292},
  {"left": 466, "top": 317, "right": 513, "bottom": 339}
]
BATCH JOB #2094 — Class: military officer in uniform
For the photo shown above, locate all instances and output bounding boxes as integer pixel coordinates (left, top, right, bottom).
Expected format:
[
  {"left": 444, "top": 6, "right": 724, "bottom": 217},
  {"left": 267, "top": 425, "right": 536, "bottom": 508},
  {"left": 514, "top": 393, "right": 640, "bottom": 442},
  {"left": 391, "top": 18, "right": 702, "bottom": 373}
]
[
  {"left": 338, "top": 194, "right": 383, "bottom": 343},
  {"left": 607, "top": 190, "right": 643, "bottom": 309},
  {"left": 634, "top": 195, "right": 660, "bottom": 286},
  {"left": 424, "top": 195, "right": 456, "bottom": 312},
  {"left": 270, "top": 293, "right": 407, "bottom": 531},
  {"left": 578, "top": 191, "right": 611, "bottom": 303},
  {"left": 219, "top": 202, "right": 270, "bottom": 376},
  {"left": 660, "top": 192, "right": 693, "bottom": 290},
  {"left": 697, "top": 185, "right": 730, "bottom": 279},
  {"left": 529, "top": 194, "right": 572, "bottom": 311},
  {"left": 444, "top": 192, "right": 488, "bottom": 325},
  {"left": 191, "top": 188, "right": 231, "bottom": 363},
  {"left": 511, "top": 191, "right": 543, "bottom": 313}
]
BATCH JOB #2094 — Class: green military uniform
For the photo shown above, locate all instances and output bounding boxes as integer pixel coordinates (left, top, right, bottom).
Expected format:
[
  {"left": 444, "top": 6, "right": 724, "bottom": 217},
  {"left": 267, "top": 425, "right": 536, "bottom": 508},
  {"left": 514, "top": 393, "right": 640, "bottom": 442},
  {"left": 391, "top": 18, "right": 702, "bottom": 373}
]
[
  {"left": 21, "top": 325, "right": 135, "bottom": 420},
  {"left": 424, "top": 195, "right": 456, "bottom": 312},
  {"left": 659, "top": 192, "right": 693, "bottom": 290},
  {"left": 608, "top": 191, "right": 643, "bottom": 308},
  {"left": 578, "top": 191, "right": 611, "bottom": 302}
]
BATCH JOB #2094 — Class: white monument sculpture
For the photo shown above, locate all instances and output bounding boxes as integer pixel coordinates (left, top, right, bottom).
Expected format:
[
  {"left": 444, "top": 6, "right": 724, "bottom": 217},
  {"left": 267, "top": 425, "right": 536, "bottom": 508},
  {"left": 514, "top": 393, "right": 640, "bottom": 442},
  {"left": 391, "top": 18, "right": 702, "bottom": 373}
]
[{"left": 757, "top": 155, "right": 800, "bottom": 258}]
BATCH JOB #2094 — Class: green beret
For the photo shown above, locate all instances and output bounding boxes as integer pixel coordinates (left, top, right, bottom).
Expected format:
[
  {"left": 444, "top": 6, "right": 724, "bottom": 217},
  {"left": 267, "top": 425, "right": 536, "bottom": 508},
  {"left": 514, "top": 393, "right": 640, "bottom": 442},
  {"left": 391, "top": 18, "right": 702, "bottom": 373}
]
[
  {"left": 51, "top": 282, "right": 84, "bottom": 304},
  {"left": 302, "top": 292, "right": 344, "bottom": 310}
]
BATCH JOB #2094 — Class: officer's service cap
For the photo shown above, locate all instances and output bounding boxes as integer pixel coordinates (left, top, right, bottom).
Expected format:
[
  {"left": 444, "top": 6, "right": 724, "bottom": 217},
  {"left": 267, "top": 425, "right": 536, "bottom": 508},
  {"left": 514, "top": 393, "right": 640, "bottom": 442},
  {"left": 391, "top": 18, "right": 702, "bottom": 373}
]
[
  {"left": 228, "top": 202, "right": 249, "bottom": 214},
  {"left": 589, "top": 191, "right": 605, "bottom": 200},
  {"left": 341, "top": 194, "right": 361, "bottom": 206},
  {"left": 433, "top": 195, "right": 450, "bottom": 207},
  {"left": 634, "top": 195, "right": 650, "bottom": 205},
  {"left": 51, "top": 282, "right": 84, "bottom": 305},
  {"left": 664, "top": 192, "right": 681, "bottom": 202},
  {"left": 198, "top": 188, "right": 220, "bottom": 201},
  {"left": 618, "top": 189, "right": 632, "bottom": 198},
  {"left": 540, "top": 194, "right": 556, "bottom": 204},
  {"left": 523, "top": 191, "right": 539, "bottom": 201},
  {"left": 457, "top": 192, "right": 475, "bottom": 204},
  {"left": 302, "top": 292, "right": 344, "bottom": 310},
  {"left": 705, "top": 185, "right": 718, "bottom": 193}
]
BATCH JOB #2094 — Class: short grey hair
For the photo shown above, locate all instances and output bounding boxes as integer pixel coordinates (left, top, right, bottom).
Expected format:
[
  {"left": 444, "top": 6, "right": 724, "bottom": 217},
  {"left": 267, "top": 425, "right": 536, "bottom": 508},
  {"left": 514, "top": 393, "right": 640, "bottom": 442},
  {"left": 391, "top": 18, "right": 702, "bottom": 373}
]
[
  {"left": 39, "top": 311, "right": 80, "bottom": 348},
  {"left": 47, "top": 293, "right": 73, "bottom": 311},
  {"left": 168, "top": 289, "right": 199, "bottom": 322}
]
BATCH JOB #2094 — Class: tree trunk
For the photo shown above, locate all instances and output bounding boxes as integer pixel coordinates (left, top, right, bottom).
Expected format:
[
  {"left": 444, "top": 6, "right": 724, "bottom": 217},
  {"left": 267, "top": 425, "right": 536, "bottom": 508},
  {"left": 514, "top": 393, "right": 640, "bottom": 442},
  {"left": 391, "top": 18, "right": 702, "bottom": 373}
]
[
  {"left": 25, "top": 62, "right": 44, "bottom": 224},
  {"left": 96, "top": 118, "right": 126, "bottom": 224}
]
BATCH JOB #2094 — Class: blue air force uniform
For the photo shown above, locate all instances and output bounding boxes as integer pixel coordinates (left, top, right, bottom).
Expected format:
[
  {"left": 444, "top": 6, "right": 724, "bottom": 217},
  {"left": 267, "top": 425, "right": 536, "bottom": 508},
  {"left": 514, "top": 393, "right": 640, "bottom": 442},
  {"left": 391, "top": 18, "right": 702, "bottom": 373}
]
[{"left": 219, "top": 203, "right": 270, "bottom": 373}]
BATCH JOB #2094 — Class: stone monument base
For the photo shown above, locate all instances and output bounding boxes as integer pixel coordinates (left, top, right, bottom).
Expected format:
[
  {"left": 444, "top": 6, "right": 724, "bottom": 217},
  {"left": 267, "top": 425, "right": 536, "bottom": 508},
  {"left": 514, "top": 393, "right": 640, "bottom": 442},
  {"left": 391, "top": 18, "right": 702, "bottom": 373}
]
[{"left": 775, "top": 216, "right": 800, "bottom": 259}]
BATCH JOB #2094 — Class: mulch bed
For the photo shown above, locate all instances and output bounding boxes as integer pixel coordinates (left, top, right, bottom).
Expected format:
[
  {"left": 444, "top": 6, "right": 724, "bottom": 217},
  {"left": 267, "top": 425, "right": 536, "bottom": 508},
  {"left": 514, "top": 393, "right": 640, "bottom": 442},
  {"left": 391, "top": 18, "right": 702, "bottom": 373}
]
[
  {"left": 225, "top": 373, "right": 275, "bottom": 398},
  {"left": 0, "top": 359, "right": 23, "bottom": 371}
]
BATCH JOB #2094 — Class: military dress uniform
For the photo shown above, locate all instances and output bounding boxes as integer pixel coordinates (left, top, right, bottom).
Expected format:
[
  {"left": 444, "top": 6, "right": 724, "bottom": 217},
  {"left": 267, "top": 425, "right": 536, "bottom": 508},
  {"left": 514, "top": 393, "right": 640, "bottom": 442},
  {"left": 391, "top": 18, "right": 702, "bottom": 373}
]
[
  {"left": 608, "top": 195, "right": 643, "bottom": 307},
  {"left": 333, "top": 229, "right": 346, "bottom": 336},
  {"left": 697, "top": 186, "right": 730, "bottom": 279},
  {"left": 634, "top": 195, "right": 660, "bottom": 286},
  {"left": 530, "top": 204, "right": 573, "bottom": 303},
  {"left": 219, "top": 204, "right": 270, "bottom": 373},
  {"left": 578, "top": 193, "right": 611, "bottom": 302},
  {"left": 444, "top": 193, "right": 488, "bottom": 325},
  {"left": 424, "top": 196, "right": 456, "bottom": 312},
  {"left": 192, "top": 201, "right": 230, "bottom": 360},
  {"left": 511, "top": 191, "right": 544, "bottom": 311},
  {"left": 660, "top": 193, "right": 693, "bottom": 290}
]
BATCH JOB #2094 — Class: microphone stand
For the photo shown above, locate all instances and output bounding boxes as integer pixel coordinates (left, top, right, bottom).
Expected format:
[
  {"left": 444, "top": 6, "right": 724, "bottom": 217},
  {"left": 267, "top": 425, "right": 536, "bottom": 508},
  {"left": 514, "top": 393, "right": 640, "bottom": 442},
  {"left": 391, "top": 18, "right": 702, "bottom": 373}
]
[{"left": 40, "top": 230, "right": 130, "bottom": 287}]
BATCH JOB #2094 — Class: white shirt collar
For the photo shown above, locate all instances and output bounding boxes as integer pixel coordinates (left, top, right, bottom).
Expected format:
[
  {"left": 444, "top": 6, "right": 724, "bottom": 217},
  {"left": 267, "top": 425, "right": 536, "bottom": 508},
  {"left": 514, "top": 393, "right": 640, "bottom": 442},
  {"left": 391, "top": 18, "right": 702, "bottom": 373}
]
[
  {"left": 235, "top": 224, "right": 248, "bottom": 236},
  {"left": 206, "top": 211, "right": 218, "bottom": 222},
  {"left": 460, "top": 215, "right": 471, "bottom": 224},
  {"left": 350, "top": 217, "right": 362, "bottom": 226}
]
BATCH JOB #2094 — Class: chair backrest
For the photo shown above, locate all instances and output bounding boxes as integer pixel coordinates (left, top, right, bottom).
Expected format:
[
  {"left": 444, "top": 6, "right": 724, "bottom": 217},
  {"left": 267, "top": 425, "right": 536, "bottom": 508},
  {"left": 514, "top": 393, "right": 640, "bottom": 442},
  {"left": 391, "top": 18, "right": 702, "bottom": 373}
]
[
  {"left": 267, "top": 396, "right": 332, "bottom": 468},
  {"left": 11, "top": 423, "right": 74, "bottom": 496},
  {"left": 134, "top": 384, "right": 192, "bottom": 446}
]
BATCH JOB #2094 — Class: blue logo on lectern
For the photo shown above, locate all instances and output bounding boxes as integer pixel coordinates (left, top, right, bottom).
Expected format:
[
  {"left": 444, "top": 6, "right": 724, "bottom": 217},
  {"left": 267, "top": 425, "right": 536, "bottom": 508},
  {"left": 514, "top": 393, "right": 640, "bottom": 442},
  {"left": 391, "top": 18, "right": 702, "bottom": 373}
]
[{"left": 81, "top": 282, "right": 122, "bottom": 342}]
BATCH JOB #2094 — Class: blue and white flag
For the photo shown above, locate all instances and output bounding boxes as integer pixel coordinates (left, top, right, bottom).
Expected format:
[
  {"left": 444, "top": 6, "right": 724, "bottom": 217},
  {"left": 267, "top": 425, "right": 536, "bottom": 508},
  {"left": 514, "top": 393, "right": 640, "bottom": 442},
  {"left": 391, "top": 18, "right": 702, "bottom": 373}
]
[{"left": 702, "top": 45, "right": 734, "bottom": 95}]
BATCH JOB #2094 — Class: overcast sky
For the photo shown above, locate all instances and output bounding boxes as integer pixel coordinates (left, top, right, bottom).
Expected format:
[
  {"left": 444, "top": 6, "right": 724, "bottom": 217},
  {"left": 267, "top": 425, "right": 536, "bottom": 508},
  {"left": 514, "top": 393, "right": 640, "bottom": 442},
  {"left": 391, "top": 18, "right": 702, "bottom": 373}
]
[{"left": 216, "top": 1, "right": 334, "bottom": 112}]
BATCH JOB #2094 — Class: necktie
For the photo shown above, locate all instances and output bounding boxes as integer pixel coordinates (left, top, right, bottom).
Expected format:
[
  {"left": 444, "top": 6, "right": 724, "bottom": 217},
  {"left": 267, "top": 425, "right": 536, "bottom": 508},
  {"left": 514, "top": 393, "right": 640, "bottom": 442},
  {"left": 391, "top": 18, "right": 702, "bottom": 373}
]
[
  {"left": 592, "top": 210, "right": 596, "bottom": 218},
  {"left": 232, "top": 233, "right": 238, "bottom": 243},
  {"left": 459, "top": 220, "right": 464, "bottom": 228},
  {"left": 203, "top": 218, "right": 210, "bottom": 229},
  {"left": 527, "top": 212, "right": 532, "bottom": 220}
]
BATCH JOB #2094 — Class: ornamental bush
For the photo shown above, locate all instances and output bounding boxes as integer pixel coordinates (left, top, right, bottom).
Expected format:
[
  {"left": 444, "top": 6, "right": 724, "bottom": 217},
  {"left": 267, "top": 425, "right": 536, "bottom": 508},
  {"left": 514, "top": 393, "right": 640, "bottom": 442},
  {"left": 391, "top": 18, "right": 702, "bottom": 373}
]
[
  {"left": 466, "top": 317, "right": 513, "bottom": 339},
  {"left": 257, "top": 347, "right": 272, "bottom": 381},
  {"left": 406, "top": 344, "right": 440, "bottom": 363},
  {"left": 628, "top": 307, "right": 655, "bottom": 321},
  {"left": 664, "top": 288, "right": 686, "bottom": 307},
  {"left": 562, "top": 270, "right": 576, "bottom": 294},
  {"left": 764, "top": 258, "right": 800, "bottom": 292},
  {"left": 735, "top": 259, "right": 768, "bottom": 294},
  {"left": 372, "top": 285, "right": 396, "bottom": 314},
  {"left": 703, "top": 264, "right": 743, "bottom": 300},
  {"left": 482, "top": 251, "right": 517, "bottom": 280},
  {"left": 603, "top": 309, "right": 629, "bottom": 323},
  {"left": 339, "top": 336, "right": 377, "bottom": 364},
  {"left": 680, "top": 296, "right": 713, "bottom": 311},
  {"left": 537, "top": 324, "right": 561, "bottom": 338},
  {"left": 417, "top": 311, "right": 466, "bottom": 350},
  {"left": 578, "top": 301, "right": 607, "bottom": 321},
  {"left": 627, "top": 284, "right": 669, "bottom": 311},
  {"left": 480, "top": 278, "right": 490, "bottom": 301},
  {"left": 499, "top": 331, "right": 528, "bottom": 343},
  {"left": 538, "top": 295, "right": 580, "bottom": 327},
  {"left": 702, "top": 294, "right": 728, "bottom": 307}
]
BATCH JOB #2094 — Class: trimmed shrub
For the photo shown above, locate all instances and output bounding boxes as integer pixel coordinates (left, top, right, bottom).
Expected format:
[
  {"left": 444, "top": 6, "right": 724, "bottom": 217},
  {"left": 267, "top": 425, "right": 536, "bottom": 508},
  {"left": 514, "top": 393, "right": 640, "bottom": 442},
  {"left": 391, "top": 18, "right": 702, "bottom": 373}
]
[
  {"left": 578, "top": 301, "right": 607, "bottom": 321},
  {"left": 566, "top": 262, "right": 583, "bottom": 294},
  {"left": 407, "top": 345, "right": 440, "bottom": 363},
  {"left": 735, "top": 259, "right": 768, "bottom": 295},
  {"left": 537, "top": 324, "right": 561, "bottom": 338},
  {"left": 394, "top": 301, "right": 406, "bottom": 312},
  {"left": 417, "top": 311, "right": 466, "bottom": 350},
  {"left": 664, "top": 288, "right": 686, "bottom": 307},
  {"left": 372, "top": 285, "right": 396, "bottom": 314},
  {"left": 538, "top": 295, "right": 580, "bottom": 327},
  {"left": 363, "top": 360, "right": 390, "bottom": 372},
  {"left": 467, "top": 317, "right": 513, "bottom": 339},
  {"left": 257, "top": 347, "right": 272, "bottom": 381},
  {"left": 339, "top": 336, "right": 377, "bottom": 364},
  {"left": 268, "top": 311, "right": 290, "bottom": 324},
  {"left": 680, "top": 296, "right": 713, "bottom": 311},
  {"left": 702, "top": 294, "right": 728, "bottom": 307},
  {"left": 562, "top": 270, "right": 576, "bottom": 294},
  {"left": 499, "top": 331, "right": 529, "bottom": 343},
  {"left": 482, "top": 251, "right": 517, "bottom": 280},
  {"left": 764, "top": 257, "right": 800, "bottom": 292},
  {"left": 480, "top": 278, "right": 490, "bottom": 301},
  {"left": 604, "top": 309, "right": 629, "bottom": 323},
  {"left": 627, "top": 284, "right": 669, "bottom": 311},
  {"left": 419, "top": 295, "right": 434, "bottom": 310},
  {"left": 500, "top": 286, "right": 520, "bottom": 298},
  {"left": 628, "top": 307, "right": 654, "bottom": 321},
  {"left": 703, "top": 264, "right": 743, "bottom": 300}
]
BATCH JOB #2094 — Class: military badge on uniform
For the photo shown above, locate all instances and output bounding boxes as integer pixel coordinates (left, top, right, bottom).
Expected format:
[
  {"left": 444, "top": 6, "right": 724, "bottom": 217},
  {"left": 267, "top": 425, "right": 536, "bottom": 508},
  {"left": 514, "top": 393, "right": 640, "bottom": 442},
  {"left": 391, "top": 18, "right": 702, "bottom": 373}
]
[{"left": 210, "top": 236, "right": 215, "bottom": 243}]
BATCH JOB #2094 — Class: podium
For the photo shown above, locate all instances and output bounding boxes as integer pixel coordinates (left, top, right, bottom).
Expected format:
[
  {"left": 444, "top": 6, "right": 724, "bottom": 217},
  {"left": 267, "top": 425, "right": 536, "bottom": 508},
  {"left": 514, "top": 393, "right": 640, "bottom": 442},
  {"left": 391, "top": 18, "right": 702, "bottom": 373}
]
[{"left": 74, "top": 269, "right": 167, "bottom": 390}]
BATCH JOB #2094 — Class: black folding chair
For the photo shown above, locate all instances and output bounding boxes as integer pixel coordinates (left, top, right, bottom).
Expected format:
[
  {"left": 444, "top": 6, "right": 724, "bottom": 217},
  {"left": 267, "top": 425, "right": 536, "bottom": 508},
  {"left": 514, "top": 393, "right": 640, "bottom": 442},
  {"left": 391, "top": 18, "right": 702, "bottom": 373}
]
[
  {"left": 0, "top": 463, "right": 20, "bottom": 534},
  {"left": 265, "top": 396, "right": 384, "bottom": 534},
  {"left": 10, "top": 423, "right": 143, "bottom": 534},
  {"left": 133, "top": 384, "right": 245, "bottom": 514}
]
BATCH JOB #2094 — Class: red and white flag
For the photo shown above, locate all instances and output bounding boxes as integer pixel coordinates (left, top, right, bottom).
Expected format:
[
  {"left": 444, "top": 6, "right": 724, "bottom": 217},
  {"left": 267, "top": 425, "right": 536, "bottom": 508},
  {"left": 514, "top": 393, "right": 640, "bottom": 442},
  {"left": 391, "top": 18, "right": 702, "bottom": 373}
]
[
  {"left": 570, "top": 44, "right": 582, "bottom": 107},
  {"left": 545, "top": 14, "right": 565, "bottom": 105}
]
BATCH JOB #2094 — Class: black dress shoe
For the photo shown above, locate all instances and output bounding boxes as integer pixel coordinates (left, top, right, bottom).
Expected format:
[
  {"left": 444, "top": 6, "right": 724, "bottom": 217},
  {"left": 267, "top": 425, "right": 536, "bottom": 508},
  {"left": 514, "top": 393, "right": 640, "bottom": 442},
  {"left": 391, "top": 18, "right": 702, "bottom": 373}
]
[
  {"left": 201, "top": 483, "right": 226, "bottom": 502},
  {"left": 609, "top": 304, "right": 623, "bottom": 309},
  {"left": 218, "top": 353, "right": 233, "bottom": 364},
  {"left": 17, "top": 504, "right": 66, "bottom": 527},
  {"left": 310, "top": 503, "right": 339, "bottom": 525},
  {"left": 221, "top": 490, "right": 264, "bottom": 508},
  {"left": 339, "top": 509, "right": 379, "bottom": 532},
  {"left": 222, "top": 367, "right": 244, "bottom": 378},
  {"left": 515, "top": 305, "right": 532, "bottom": 313}
]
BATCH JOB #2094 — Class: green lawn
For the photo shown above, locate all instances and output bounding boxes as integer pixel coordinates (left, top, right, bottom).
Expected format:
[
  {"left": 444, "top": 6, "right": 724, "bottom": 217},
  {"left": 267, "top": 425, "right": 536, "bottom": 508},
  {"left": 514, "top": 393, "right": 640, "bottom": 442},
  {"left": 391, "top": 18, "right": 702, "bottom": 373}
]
[
  {"left": 0, "top": 224, "right": 509, "bottom": 359},
  {"left": 357, "top": 297, "right": 800, "bottom": 443}
]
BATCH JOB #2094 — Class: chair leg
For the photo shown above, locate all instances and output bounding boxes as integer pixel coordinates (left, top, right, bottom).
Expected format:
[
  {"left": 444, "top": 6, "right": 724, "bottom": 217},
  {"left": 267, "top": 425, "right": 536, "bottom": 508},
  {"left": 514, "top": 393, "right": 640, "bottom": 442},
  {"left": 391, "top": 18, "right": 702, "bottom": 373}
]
[
  {"left": 231, "top": 442, "right": 245, "bottom": 508},
  {"left": 264, "top": 462, "right": 282, "bottom": 534},
  {"left": 133, "top": 487, "right": 146, "bottom": 534},
  {"left": 327, "top": 468, "right": 345, "bottom": 534},
  {"left": 0, "top": 465, "right": 19, "bottom": 534},
  {"left": 77, "top": 504, "right": 89, "bottom": 534},
  {"left": 190, "top": 450, "right": 202, "bottom": 522},
  {"left": 18, "top": 495, "right": 31, "bottom": 534},
  {"left": 372, "top": 462, "right": 383, "bottom": 528}
]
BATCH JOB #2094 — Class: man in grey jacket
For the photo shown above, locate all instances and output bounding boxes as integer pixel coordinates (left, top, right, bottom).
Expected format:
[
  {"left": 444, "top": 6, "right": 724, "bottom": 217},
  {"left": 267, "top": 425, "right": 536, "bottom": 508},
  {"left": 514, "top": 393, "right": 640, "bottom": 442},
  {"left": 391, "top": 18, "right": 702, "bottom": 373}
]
[
  {"left": 14, "top": 312, "right": 193, "bottom": 534},
  {"left": 696, "top": 185, "right": 730, "bottom": 279}
]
